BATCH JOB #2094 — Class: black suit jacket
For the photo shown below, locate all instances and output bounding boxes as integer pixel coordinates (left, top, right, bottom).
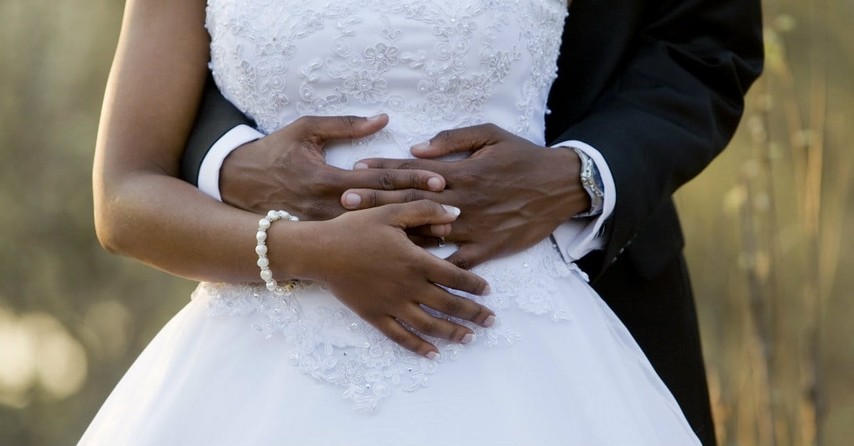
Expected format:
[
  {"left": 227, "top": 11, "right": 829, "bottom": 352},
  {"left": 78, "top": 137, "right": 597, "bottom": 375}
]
[
  {"left": 181, "top": 1, "right": 763, "bottom": 444},
  {"left": 547, "top": 0, "right": 763, "bottom": 281}
]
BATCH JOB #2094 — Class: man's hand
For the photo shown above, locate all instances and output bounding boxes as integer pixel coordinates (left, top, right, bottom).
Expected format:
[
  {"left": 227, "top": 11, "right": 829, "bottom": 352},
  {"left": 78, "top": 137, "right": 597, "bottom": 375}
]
[
  {"left": 219, "top": 114, "right": 446, "bottom": 219},
  {"left": 342, "top": 123, "right": 591, "bottom": 269}
]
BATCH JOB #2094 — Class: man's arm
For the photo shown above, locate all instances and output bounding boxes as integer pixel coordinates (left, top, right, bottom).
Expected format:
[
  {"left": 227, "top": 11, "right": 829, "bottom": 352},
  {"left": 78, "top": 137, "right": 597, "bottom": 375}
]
[
  {"left": 180, "top": 73, "right": 254, "bottom": 187},
  {"left": 547, "top": 0, "right": 764, "bottom": 277},
  {"left": 179, "top": 75, "right": 453, "bottom": 221}
]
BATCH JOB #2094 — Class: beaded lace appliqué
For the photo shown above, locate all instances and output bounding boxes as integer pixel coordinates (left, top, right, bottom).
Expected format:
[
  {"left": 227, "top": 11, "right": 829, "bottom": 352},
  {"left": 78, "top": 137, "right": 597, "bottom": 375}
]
[
  {"left": 204, "top": 0, "right": 571, "bottom": 412},
  {"left": 199, "top": 238, "right": 582, "bottom": 412}
]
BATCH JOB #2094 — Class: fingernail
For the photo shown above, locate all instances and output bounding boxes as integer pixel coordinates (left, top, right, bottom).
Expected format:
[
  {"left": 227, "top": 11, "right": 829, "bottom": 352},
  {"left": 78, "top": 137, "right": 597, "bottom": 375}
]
[
  {"left": 442, "top": 205, "right": 461, "bottom": 216},
  {"left": 430, "top": 224, "right": 447, "bottom": 236},
  {"left": 482, "top": 284, "right": 491, "bottom": 296},
  {"left": 460, "top": 333, "right": 475, "bottom": 345},
  {"left": 411, "top": 141, "right": 430, "bottom": 153},
  {"left": 343, "top": 193, "right": 361, "bottom": 207},
  {"left": 367, "top": 113, "right": 385, "bottom": 121},
  {"left": 353, "top": 162, "right": 369, "bottom": 170},
  {"left": 427, "top": 177, "right": 443, "bottom": 191},
  {"left": 483, "top": 315, "right": 496, "bottom": 328},
  {"left": 426, "top": 351, "right": 439, "bottom": 360}
]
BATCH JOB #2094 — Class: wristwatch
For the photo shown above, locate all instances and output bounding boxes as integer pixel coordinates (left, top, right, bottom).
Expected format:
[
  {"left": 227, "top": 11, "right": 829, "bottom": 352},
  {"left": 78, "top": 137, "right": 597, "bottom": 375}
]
[{"left": 571, "top": 147, "right": 605, "bottom": 217}]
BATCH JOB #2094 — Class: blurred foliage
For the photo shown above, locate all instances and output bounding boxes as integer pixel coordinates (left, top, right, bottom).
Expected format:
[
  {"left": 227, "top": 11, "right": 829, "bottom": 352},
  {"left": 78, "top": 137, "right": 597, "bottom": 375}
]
[
  {"left": 676, "top": 0, "right": 854, "bottom": 444},
  {"left": 0, "top": 0, "right": 850, "bottom": 445},
  {"left": 0, "top": 2, "right": 194, "bottom": 444}
]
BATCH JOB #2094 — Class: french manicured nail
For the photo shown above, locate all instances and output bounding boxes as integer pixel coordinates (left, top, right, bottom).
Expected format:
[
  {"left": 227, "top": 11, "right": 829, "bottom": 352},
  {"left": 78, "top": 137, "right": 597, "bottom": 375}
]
[
  {"left": 482, "top": 284, "right": 491, "bottom": 296},
  {"left": 426, "top": 351, "right": 439, "bottom": 360},
  {"left": 460, "top": 333, "right": 475, "bottom": 345},
  {"left": 442, "top": 205, "right": 461, "bottom": 216},
  {"left": 367, "top": 113, "right": 385, "bottom": 121},
  {"left": 483, "top": 315, "right": 496, "bottom": 328},
  {"left": 353, "top": 162, "right": 369, "bottom": 170},
  {"left": 411, "top": 141, "right": 430, "bottom": 153},
  {"left": 427, "top": 177, "right": 443, "bottom": 191},
  {"left": 343, "top": 193, "right": 361, "bottom": 207}
]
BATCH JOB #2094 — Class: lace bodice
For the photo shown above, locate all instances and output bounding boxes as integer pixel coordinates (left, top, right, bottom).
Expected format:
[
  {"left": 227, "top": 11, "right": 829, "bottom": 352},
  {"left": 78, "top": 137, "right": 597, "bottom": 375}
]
[
  {"left": 204, "top": 0, "right": 573, "bottom": 411},
  {"left": 208, "top": 0, "right": 566, "bottom": 166}
]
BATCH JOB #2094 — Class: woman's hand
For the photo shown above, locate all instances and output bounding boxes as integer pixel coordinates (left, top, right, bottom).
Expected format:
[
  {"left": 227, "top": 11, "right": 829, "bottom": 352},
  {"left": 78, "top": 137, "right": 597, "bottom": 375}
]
[{"left": 296, "top": 200, "right": 494, "bottom": 358}]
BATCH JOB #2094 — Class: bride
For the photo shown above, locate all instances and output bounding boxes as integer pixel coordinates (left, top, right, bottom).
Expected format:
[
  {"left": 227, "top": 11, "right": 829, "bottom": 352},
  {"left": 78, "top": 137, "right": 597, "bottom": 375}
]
[{"left": 81, "top": 0, "right": 699, "bottom": 444}]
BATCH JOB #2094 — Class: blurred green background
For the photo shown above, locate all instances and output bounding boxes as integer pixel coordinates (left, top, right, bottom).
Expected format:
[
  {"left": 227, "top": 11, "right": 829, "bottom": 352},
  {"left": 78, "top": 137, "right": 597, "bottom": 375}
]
[{"left": 0, "top": 0, "right": 851, "bottom": 444}]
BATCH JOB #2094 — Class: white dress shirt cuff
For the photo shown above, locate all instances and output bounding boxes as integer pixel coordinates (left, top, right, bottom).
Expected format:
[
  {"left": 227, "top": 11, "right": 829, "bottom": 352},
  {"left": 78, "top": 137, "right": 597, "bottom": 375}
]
[
  {"left": 197, "top": 124, "right": 265, "bottom": 201},
  {"left": 549, "top": 140, "right": 617, "bottom": 263}
]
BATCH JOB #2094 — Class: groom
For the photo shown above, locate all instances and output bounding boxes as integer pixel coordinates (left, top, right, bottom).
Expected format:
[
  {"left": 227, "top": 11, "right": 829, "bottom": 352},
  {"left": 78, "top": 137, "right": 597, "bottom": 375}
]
[{"left": 181, "top": 1, "right": 763, "bottom": 444}]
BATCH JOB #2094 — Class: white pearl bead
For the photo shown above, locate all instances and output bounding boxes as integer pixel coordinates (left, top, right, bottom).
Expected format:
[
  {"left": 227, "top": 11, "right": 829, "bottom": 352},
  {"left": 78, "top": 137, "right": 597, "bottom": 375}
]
[
  {"left": 265, "top": 281, "right": 277, "bottom": 291},
  {"left": 259, "top": 218, "right": 271, "bottom": 229},
  {"left": 288, "top": 215, "right": 299, "bottom": 221},
  {"left": 255, "top": 244, "right": 268, "bottom": 256},
  {"left": 256, "top": 231, "right": 267, "bottom": 243},
  {"left": 267, "top": 210, "right": 279, "bottom": 220},
  {"left": 257, "top": 257, "right": 269, "bottom": 268},
  {"left": 260, "top": 270, "right": 273, "bottom": 281}
]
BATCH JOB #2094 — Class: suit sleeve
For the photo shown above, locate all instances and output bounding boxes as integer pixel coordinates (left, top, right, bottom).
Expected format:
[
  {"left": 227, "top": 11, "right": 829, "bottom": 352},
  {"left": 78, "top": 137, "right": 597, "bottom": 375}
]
[
  {"left": 550, "top": 0, "right": 764, "bottom": 277},
  {"left": 180, "top": 73, "right": 255, "bottom": 186}
]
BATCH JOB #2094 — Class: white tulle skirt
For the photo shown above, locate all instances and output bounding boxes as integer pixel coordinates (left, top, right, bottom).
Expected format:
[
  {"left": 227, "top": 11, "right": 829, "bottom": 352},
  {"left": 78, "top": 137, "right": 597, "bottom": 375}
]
[{"left": 80, "top": 239, "right": 699, "bottom": 446}]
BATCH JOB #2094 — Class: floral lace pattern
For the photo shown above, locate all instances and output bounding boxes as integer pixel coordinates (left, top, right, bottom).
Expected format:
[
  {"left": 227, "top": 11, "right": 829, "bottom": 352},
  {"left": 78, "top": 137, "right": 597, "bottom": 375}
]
[
  {"left": 207, "top": 0, "right": 566, "bottom": 142},
  {"left": 198, "top": 238, "right": 584, "bottom": 412},
  {"left": 204, "top": 0, "right": 572, "bottom": 411}
]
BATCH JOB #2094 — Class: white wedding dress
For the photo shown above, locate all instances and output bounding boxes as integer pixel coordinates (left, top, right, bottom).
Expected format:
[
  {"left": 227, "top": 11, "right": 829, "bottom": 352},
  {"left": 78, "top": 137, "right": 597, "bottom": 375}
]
[{"left": 81, "top": 1, "right": 700, "bottom": 444}]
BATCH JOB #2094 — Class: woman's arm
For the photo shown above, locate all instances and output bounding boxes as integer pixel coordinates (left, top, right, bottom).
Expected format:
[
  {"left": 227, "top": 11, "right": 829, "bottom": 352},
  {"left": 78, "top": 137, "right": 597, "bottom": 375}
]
[
  {"left": 93, "top": 0, "right": 493, "bottom": 357},
  {"left": 93, "top": 0, "right": 264, "bottom": 282}
]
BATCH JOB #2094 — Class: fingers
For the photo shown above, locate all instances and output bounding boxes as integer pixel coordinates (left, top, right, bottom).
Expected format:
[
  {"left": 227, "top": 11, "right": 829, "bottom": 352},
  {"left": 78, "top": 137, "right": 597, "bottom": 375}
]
[
  {"left": 420, "top": 286, "right": 495, "bottom": 328},
  {"left": 354, "top": 157, "right": 447, "bottom": 172},
  {"left": 407, "top": 224, "right": 452, "bottom": 241},
  {"left": 380, "top": 286, "right": 495, "bottom": 358},
  {"left": 341, "top": 188, "right": 439, "bottom": 210},
  {"left": 425, "top": 255, "right": 490, "bottom": 296},
  {"left": 291, "top": 114, "right": 389, "bottom": 144},
  {"left": 381, "top": 200, "right": 461, "bottom": 229},
  {"left": 376, "top": 318, "right": 438, "bottom": 359},
  {"left": 344, "top": 167, "right": 446, "bottom": 193},
  {"left": 444, "top": 243, "right": 492, "bottom": 271},
  {"left": 402, "top": 306, "right": 477, "bottom": 345},
  {"left": 410, "top": 123, "right": 500, "bottom": 158},
  {"left": 404, "top": 224, "right": 452, "bottom": 242},
  {"left": 407, "top": 233, "right": 445, "bottom": 248}
]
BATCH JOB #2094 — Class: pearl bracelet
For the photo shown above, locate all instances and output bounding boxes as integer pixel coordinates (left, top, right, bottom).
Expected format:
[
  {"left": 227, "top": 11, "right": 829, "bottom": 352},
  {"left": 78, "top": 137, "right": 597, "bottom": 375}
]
[{"left": 255, "top": 210, "right": 299, "bottom": 296}]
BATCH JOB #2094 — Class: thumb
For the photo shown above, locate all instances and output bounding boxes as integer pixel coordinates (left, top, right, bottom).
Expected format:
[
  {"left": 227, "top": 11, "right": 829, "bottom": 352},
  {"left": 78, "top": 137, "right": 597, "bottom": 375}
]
[
  {"left": 294, "top": 114, "right": 389, "bottom": 145},
  {"left": 410, "top": 124, "right": 495, "bottom": 159}
]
